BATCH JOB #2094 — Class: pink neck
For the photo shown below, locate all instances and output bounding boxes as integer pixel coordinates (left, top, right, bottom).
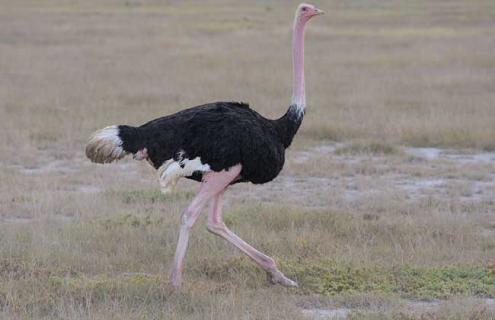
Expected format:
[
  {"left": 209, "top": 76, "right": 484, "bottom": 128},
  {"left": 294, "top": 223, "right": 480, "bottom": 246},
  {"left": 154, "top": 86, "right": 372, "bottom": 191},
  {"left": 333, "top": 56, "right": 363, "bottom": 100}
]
[{"left": 291, "top": 15, "right": 307, "bottom": 114}]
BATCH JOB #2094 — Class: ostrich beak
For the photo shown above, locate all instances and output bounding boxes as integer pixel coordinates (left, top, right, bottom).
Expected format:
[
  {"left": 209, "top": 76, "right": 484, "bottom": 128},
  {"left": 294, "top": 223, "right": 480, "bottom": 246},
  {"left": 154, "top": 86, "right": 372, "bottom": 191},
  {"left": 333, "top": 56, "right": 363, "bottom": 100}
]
[{"left": 314, "top": 8, "right": 324, "bottom": 15}]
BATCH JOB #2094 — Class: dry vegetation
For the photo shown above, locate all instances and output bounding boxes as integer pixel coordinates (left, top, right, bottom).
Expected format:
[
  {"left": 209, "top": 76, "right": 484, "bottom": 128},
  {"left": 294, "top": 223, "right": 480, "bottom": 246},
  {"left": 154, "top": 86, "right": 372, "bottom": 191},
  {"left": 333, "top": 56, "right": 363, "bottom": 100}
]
[{"left": 1, "top": 0, "right": 495, "bottom": 319}]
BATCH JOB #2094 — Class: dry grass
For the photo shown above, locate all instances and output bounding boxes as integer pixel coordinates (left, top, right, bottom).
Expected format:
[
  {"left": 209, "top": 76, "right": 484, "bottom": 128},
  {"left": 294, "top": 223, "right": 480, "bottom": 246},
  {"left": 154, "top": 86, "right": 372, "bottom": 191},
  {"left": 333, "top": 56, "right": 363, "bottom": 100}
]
[
  {"left": 1, "top": 0, "right": 495, "bottom": 319},
  {"left": 1, "top": 186, "right": 494, "bottom": 318},
  {"left": 2, "top": 0, "right": 495, "bottom": 158}
]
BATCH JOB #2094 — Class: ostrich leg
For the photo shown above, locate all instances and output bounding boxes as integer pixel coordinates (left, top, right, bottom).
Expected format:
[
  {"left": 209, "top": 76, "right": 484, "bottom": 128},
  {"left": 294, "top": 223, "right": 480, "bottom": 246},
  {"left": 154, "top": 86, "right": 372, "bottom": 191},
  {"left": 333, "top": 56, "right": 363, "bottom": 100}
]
[
  {"left": 206, "top": 192, "right": 298, "bottom": 287},
  {"left": 169, "top": 165, "right": 242, "bottom": 288}
]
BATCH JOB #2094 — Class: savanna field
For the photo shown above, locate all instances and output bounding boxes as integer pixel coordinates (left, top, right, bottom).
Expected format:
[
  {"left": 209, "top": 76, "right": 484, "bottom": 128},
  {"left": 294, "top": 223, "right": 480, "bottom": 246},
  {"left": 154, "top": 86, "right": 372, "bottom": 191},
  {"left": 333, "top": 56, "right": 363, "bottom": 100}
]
[{"left": 1, "top": 0, "right": 495, "bottom": 319}]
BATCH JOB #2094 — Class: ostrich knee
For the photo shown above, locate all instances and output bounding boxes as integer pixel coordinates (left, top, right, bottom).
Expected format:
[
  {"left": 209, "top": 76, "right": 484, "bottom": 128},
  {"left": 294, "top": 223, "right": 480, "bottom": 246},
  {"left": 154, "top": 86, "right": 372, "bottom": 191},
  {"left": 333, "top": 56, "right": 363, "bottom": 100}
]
[
  {"left": 206, "top": 221, "right": 226, "bottom": 235},
  {"left": 181, "top": 208, "right": 198, "bottom": 230}
]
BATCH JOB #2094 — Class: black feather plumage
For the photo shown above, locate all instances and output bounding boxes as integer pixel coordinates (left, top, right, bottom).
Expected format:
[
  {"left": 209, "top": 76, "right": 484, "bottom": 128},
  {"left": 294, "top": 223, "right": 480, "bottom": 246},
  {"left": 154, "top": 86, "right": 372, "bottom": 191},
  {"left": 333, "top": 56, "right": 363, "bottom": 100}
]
[{"left": 116, "top": 101, "right": 303, "bottom": 184}]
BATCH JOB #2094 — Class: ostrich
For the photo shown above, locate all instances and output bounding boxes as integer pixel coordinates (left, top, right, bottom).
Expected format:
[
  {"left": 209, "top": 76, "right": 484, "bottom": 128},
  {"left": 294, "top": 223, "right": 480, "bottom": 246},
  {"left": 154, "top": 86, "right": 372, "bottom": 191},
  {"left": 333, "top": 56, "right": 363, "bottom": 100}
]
[{"left": 86, "top": 3, "right": 323, "bottom": 288}]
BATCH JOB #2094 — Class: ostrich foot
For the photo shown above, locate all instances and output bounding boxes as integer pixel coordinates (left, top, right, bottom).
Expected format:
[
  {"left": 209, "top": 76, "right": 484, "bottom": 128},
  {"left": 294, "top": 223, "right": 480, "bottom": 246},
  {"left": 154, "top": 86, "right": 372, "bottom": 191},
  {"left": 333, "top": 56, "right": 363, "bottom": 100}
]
[{"left": 268, "top": 269, "right": 298, "bottom": 287}]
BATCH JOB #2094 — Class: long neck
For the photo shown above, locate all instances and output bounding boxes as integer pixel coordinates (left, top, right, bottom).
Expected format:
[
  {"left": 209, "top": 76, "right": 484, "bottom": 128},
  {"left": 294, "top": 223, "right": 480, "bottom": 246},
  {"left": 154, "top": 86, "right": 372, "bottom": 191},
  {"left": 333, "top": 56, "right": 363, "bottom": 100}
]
[
  {"left": 291, "top": 15, "right": 307, "bottom": 116},
  {"left": 274, "top": 14, "right": 308, "bottom": 148}
]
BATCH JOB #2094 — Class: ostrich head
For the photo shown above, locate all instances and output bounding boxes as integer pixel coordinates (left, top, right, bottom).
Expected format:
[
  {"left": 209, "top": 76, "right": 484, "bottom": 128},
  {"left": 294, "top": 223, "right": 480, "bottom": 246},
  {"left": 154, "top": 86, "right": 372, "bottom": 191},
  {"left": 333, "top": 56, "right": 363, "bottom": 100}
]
[{"left": 296, "top": 3, "right": 324, "bottom": 23}]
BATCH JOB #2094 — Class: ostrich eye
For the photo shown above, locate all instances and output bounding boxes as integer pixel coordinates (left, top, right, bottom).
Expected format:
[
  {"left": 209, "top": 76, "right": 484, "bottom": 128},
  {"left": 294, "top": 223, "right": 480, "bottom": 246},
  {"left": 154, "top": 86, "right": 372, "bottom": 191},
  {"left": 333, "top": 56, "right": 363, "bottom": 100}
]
[{"left": 302, "top": 7, "right": 308, "bottom": 11}]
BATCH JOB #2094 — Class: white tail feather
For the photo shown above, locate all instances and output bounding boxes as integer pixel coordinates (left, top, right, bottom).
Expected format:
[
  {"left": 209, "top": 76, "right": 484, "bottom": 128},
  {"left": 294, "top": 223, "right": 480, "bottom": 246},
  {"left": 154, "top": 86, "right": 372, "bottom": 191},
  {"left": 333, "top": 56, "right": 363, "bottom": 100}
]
[{"left": 86, "top": 125, "right": 127, "bottom": 163}]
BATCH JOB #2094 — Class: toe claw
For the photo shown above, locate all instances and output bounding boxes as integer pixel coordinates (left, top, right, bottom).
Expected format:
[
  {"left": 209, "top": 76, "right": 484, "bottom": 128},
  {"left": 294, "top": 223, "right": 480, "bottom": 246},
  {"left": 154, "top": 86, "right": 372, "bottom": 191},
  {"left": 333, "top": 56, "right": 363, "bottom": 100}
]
[{"left": 268, "top": 269, "right": 298, "bottom": 288}]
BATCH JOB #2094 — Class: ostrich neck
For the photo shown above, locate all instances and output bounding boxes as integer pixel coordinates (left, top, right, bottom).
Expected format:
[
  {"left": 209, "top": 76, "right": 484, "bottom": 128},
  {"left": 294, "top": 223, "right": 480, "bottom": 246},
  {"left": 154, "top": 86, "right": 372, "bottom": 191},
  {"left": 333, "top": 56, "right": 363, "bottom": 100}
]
[
  {"left": 292, "top": 17, "right": 306, "bottom": 112},
  {"left": 273, "top": 16, "right": 308, "bottom": 149}
]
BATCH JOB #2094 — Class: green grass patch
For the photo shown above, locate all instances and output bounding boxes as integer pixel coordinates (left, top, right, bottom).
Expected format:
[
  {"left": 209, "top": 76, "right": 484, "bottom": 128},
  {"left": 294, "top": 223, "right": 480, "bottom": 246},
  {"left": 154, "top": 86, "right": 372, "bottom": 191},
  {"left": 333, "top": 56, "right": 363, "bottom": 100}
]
[{"left": 283, "top": 261, "right": 495, "bottom": 300}]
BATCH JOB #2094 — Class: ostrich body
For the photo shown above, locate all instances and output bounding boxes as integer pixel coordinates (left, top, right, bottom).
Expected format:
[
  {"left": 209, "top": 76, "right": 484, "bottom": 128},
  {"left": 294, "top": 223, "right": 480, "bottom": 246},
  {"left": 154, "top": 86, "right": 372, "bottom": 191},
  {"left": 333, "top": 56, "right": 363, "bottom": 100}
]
[{"left": 86, "top": 3, "right": 323, "bottom": 288}]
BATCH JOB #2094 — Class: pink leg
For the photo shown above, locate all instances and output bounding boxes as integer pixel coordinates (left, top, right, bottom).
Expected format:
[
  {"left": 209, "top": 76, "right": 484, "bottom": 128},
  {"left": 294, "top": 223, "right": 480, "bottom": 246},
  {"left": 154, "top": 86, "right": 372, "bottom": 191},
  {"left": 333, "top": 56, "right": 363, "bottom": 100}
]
[
  {"left": 169, "top": 165, "right": 241, "bottom": 288},
  {"left": 206, "top": 192, "right": 298, "bottom": 287}
]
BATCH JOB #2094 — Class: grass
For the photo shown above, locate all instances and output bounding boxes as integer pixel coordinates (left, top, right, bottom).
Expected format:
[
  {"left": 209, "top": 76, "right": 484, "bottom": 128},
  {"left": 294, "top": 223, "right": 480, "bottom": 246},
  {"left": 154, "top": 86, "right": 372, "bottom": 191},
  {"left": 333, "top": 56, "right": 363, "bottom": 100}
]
[
  {"left": 335, "top": 141, "right": 400, "bottom": 155},
  {"left": 1, "top": 0, "right": 495, "bottom": 158},
  {"left": 113, "top": 189, "right": 196, "bottom": 204},
  {"left": 286, "top": 262, "right": 494, "bottom": 299},
  {"left": 1, "top": 198, "right": 494, "bottom": 317},
  {"left": 2, "top": 262, "right": 493, "bottom": 316}
]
